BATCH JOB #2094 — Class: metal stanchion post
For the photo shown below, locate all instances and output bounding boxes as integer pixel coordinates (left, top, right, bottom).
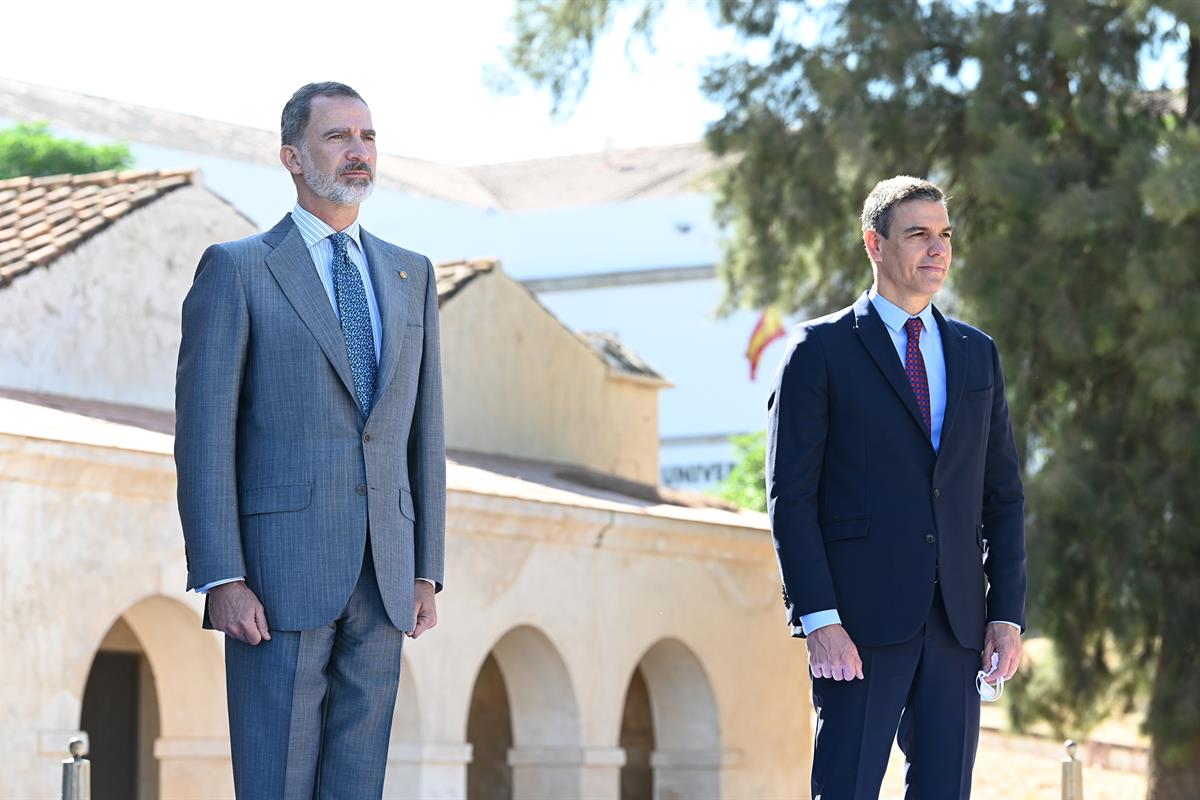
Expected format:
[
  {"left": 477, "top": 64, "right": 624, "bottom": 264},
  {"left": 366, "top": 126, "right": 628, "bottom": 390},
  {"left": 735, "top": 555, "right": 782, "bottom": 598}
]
[
  {"left": 1061, "top": 739, "right": 1084, "bottom": 800},
  {"left": 61, "top": 737, "right": 90, "bottom": 800}
]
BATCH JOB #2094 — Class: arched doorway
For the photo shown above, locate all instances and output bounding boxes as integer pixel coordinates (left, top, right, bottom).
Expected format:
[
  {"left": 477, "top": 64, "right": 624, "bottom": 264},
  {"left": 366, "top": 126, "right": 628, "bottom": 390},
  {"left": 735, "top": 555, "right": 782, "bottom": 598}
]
[
  {"left": 384, "top": 653, "right": 423, "bottom": 799},
  {"left": 618, "top": 666, "right": 654, "bottom": 800},
  {"left": 80, "top": 616, "right": 160, "bottom": 799},
  {"left": 620, "top": 638, "right": 722, "bottom": 799},
  {"left": 79, "top": 595, "right": 230, "bottom": 800},
  {"left": 465, "top": 626, "right": 582, "bottom": 800},
  {"left": 466, "top": 652, "right": 514, "bottom": 800}
]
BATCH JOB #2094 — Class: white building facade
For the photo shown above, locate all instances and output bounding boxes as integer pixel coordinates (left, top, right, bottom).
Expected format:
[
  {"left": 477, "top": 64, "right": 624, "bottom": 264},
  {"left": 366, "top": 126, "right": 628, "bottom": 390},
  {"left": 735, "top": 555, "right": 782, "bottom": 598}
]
[{"left": 0, "top": 168, "right": 811, "bottom": 799}]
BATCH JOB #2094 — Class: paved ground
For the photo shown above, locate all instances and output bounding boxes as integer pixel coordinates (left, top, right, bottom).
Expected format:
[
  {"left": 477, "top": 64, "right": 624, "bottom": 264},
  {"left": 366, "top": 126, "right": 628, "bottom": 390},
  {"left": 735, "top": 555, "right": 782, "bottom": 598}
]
[{"left": 876, "top": 734, "right": 1148, "bottom": 799}]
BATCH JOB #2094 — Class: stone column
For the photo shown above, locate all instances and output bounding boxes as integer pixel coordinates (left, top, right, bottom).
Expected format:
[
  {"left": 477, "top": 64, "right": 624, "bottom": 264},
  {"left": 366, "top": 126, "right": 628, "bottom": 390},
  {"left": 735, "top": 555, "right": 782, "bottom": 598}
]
[
  {"left": 385, "top": 742, "right": 473, "bottom": 800},
  {"left": 154, "top": 736, "right": 235, "bottom": 799},
  {"left": 651, "top": 748, "right": 738, "bottom": 800}
]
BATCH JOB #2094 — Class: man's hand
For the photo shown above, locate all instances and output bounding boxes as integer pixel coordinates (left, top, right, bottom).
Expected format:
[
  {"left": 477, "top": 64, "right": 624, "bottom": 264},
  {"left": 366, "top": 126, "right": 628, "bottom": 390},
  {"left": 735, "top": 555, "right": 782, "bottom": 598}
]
[
  {"left": 209, "top": 581, "right": 271, "bottom": 645},
  {"left": 982, "top": 623, "right": 1022, "bottom": 683},
  {"left": 806, "top": 623, "right": 864, "bottom": 681},
  {"left": 408, "top": 580, "right": 438, "bottom": 639}
]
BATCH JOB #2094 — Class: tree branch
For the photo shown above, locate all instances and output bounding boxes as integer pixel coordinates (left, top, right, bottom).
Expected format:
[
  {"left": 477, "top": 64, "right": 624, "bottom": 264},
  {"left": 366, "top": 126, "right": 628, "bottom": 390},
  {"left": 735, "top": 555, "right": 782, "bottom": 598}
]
[{"left": 1186, "top": 33, "right": 1200, "bottom": 126}]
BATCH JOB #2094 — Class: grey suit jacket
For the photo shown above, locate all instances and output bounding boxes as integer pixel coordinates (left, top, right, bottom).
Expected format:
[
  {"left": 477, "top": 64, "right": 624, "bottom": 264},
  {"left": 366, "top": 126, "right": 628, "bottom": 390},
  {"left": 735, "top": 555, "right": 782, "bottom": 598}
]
[{"left": 175, "top": 214, "right": 446, "bottom": 632}]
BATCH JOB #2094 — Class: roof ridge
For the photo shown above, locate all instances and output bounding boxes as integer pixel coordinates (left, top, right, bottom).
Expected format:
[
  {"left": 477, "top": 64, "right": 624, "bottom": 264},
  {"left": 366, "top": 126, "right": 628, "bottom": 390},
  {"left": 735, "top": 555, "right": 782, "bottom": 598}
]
[{"left": 0, "top": 166, "right": 196, "bottom": 192}]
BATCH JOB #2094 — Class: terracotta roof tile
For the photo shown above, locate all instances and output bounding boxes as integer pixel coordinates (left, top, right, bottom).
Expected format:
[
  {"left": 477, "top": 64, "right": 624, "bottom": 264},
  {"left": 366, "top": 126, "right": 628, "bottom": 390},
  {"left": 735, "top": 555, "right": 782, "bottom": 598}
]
[
  {"left": 0, "top": 167, "right": 196, "bottom": 287},
  {"left": 31, "top": 173, "right": 72, "bottom": 187},
  {"left": 18, "top": 198, "right": 47, "bottom": 216},
  {"left": 21, "top": 220, "right": 51, "bottom": 239},
  {"left": 25, "top": 232, "right": 57, "bottom": 251}
]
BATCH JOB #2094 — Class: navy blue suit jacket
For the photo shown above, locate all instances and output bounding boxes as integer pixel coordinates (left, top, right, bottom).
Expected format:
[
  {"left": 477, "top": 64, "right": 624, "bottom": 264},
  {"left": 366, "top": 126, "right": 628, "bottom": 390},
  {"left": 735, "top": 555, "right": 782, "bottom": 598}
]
[{"left": 766, "top": 291, "right": 1026, "bottom": 651}]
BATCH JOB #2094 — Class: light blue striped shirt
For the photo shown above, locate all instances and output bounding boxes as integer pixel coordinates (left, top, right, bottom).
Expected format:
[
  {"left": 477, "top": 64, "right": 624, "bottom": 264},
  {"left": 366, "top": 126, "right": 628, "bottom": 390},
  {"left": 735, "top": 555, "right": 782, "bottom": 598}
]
[{"left": 289, "top": 203, "right": 382, "bottom": 365}]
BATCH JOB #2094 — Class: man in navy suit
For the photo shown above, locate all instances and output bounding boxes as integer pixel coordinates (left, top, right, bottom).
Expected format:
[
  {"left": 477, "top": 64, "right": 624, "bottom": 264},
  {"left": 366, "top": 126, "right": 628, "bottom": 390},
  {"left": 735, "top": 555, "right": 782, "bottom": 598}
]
[{"left": 766, "top": 176, "right": 1026, "bottom": 799}]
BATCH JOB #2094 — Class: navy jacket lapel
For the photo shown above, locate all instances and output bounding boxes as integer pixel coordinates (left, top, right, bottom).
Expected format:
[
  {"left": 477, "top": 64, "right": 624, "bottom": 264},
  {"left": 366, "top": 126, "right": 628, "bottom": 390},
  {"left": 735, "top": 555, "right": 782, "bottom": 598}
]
[
  {"left": 933, "top": 305, "right": 968, "bottom": 455},
  {"left": 851, "top": 290, "right": 932, "bottom": 445},
  {"left": 361, "top": 229, "right": 410, "bottom": 403},
  {"left": 263, "top": 215, "right": 358, "bottom": 403}
]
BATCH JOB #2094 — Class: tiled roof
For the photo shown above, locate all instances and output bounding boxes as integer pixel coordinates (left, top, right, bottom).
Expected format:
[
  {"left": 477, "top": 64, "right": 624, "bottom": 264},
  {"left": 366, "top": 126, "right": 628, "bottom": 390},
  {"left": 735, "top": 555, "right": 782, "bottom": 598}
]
[
  {"left": 577, "top": 331, "right": 668, "bottom": 384},
  {"left": 0, "top": 167, "right": 195, "bottom": 287},
  {"left": 432, "top": 257, "right": 496, "bottom": 306}
]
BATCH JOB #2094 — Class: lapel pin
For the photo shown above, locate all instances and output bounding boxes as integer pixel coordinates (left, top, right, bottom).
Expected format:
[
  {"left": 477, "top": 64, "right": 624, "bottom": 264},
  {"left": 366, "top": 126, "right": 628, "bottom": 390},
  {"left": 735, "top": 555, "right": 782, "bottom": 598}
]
[{"left": 399, "top": 270, "right": 408, "bottom": 279}]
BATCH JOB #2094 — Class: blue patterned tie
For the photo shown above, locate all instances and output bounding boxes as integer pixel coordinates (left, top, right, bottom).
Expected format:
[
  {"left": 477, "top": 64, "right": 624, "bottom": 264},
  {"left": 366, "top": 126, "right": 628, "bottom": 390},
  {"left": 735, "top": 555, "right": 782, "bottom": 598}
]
[{"left": 329, "top": 232, "right": 376, "bottom": 416}]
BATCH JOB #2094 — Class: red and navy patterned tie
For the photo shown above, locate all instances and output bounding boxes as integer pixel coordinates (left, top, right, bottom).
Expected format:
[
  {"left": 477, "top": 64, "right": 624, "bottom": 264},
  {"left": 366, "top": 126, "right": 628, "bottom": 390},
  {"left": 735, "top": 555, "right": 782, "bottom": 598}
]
[{"left": 905, "top": 317, "right": 932, "bottom": 437}]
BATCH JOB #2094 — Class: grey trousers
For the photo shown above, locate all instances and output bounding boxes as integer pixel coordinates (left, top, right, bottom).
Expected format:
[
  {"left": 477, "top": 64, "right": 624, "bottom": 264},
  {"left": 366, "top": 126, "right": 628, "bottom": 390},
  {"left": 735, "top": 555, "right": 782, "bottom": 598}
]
[{"left": 226, "top": 542, "right": 405, "bottom": 800}]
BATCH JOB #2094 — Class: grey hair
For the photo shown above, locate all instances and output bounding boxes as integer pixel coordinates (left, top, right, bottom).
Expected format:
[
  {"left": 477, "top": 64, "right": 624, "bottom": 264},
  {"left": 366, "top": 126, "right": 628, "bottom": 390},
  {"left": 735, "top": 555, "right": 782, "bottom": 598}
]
[
  {"left": 861, "top": 176, "right": 946, "bottom": 238},
  {"left": 281, "top": 82, "right": 366, "bottom": 146}
]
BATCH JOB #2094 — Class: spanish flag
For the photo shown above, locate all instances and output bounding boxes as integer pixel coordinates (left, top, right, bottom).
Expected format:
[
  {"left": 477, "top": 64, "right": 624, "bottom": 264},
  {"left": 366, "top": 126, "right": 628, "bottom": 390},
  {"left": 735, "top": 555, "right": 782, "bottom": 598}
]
[{"left": 747, "top": 307, "right": 786, "bottom": 380}]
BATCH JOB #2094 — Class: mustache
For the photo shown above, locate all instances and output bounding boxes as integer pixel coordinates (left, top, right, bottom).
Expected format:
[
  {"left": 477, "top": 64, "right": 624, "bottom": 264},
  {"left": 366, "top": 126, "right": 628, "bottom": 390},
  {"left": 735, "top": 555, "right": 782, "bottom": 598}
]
[{"left": 339, "top": 162, "right": 374, "bottom": 178}]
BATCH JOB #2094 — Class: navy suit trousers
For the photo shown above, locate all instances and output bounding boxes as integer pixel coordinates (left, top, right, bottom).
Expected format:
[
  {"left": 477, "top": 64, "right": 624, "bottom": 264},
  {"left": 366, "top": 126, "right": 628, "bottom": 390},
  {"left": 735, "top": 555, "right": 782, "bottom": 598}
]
[{"left": 810, "top": 585, "right": 981, "bottom": 800}]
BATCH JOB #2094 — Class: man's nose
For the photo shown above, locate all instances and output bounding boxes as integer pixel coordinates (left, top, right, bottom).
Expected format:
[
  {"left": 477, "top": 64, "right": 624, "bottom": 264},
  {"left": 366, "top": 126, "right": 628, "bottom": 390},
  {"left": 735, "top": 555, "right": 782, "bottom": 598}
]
[
  {"left": 346, "top": 136, "right": 371, "bottom": 161},
  {"left": 928, "top": 236, "right": 948, "bottom": 256}
]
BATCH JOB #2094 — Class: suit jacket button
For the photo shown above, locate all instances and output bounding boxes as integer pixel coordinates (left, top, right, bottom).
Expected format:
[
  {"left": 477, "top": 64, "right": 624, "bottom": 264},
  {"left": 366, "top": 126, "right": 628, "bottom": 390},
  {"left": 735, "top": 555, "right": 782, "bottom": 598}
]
[
  {"left": 925, "top": 533, "right": 936, "bottom": 544},
  {"left": 363, "top": 433, "right": 372, "bottom": 443},
  {"left": 399, "top": 271, "right": 408, "bottom": 279},
  {"left": 357, "top": 484, "right": 368, "bottom": 496},
  {"left": 933, "top": 488, "right": 941, "bottom": 499}
]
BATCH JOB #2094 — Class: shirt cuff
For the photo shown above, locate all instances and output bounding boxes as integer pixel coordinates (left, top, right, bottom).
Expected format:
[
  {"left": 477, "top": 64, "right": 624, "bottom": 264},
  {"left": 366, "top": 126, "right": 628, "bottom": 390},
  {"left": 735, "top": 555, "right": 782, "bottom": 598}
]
[
  {"left": 798, "top": 609, "right": 842, "bottom": 636},
  {"left": 195, "top": 577, "right": 244, "bottom": 594},
  {"left": 416, "top": 578, "right": 436, "bottom": 587},
  {"left": 989, "top": 620, "right": 1022, "bottom": 632}
]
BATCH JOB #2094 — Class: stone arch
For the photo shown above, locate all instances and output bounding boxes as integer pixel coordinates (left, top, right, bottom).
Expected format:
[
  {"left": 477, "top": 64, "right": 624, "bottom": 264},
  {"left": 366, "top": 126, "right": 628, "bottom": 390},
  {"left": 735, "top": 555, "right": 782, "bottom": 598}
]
[
  {"left": 384, "top": 651, "right": 423, "bottom": 797},
  {"left": 80, "top": 594, "right": 230, "bottom": 799},
  {"left": 624, "top": 637, "right": 722, "bottom": 799},
  {"left": 465, "top": 624, "right": 583, "bottom": 800}
]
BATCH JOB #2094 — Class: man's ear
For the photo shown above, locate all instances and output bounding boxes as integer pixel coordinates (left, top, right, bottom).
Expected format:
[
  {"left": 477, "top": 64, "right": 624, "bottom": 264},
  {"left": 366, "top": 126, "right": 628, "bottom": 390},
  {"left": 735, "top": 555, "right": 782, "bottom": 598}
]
[
  {"left": 863, "top": 228, "right": 885, "bottom": 265},
  {"left": 280, "top": 145, "right": 303, "bottom": 176}
]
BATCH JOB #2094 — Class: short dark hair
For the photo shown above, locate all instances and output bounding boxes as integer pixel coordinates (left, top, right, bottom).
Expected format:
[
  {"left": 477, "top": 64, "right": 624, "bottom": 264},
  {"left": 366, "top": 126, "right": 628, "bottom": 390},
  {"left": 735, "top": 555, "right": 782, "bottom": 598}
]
[
  {"left": 281, "top": 82, "right": 367, "bottom": 146},
  {"left": 861, "top": 176, "right": 946, "bottom": 238}
]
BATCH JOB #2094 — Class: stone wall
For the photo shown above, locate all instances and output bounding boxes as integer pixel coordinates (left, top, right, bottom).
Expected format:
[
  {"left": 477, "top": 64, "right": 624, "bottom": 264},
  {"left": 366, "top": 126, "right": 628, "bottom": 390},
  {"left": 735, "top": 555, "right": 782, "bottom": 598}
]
[{"left": 0, "top": 184, "right": 255, "bottom": 410}]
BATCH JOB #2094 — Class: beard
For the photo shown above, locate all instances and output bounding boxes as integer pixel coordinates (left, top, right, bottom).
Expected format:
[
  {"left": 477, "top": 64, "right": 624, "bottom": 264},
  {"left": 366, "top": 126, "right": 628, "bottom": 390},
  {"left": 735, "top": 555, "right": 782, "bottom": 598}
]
[{"left": 299, "top": 145, "right": 375, "bottom": 206}]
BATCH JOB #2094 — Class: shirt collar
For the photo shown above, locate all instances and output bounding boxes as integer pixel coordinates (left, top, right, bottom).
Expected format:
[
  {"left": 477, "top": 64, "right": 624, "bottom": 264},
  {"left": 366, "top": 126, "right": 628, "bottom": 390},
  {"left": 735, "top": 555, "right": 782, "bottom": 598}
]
[
  {"left": 868, "top": 287, "right": 937, "bottom": 336},
  {"left": 291, "top": 202, "right": 363, "bottom": 251}
]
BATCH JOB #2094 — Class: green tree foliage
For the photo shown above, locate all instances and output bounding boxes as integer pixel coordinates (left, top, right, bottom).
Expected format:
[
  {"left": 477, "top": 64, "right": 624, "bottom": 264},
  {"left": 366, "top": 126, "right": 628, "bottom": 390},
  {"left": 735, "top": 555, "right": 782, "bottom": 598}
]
[
  {"left": 714, "top": 431, "right": 767, "bottom": 512},
  {"left": 0, "top": 122, "right": 132, "bottom": 180},
  {"left": 504, "top": 2, "right": 1200, "bottom": 795}
]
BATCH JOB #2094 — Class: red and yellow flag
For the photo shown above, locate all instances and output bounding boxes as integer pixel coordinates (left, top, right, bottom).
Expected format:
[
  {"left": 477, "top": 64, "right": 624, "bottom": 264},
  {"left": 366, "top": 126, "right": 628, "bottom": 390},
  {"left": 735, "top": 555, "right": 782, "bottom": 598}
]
[{"left": 746, "top": 307, "right": 786, "bottom": 380}]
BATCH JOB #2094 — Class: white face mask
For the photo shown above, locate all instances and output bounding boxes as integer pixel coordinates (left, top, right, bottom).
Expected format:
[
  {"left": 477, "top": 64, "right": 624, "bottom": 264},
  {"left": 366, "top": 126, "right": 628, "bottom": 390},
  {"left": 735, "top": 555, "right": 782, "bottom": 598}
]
[{"left": 976, "top": 652, "right": 1005, "bottom": 702}]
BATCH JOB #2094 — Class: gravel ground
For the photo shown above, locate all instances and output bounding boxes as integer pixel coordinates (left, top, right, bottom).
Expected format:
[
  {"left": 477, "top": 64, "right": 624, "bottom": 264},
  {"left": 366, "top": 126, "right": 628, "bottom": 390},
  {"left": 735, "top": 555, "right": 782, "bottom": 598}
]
[{"left": 876, "top": 734, "right": 1148, "bottom": 799}]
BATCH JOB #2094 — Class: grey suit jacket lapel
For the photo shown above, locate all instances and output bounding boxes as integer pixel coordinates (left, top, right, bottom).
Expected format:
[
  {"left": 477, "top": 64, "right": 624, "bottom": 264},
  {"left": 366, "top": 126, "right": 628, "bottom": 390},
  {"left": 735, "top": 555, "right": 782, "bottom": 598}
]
[
  {"left": 361, "top": 228, "right": 411, "bottom": 403},
  {"left": 263, "top": 215, "right": 358, "bottom": 403}
]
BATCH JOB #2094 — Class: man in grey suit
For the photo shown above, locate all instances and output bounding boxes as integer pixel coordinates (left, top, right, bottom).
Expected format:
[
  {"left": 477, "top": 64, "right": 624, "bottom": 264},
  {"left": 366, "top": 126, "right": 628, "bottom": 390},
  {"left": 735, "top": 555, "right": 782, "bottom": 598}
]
[{"left": 175, "top": 82, "right": 446, "bottom": 799}]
